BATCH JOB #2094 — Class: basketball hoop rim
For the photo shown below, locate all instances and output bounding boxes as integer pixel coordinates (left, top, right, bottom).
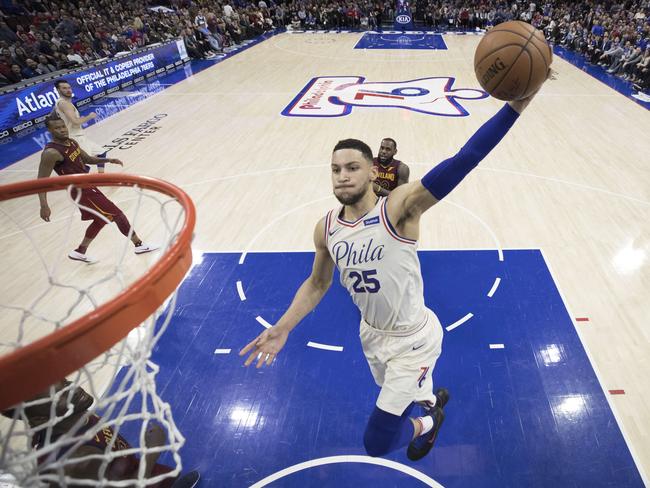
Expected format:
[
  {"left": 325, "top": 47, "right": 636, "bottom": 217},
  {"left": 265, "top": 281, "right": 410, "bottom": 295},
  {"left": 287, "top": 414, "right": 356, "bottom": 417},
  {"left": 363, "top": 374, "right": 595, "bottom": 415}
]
[{"left": 0, "top": 174, "right": 196, "bottom": 411}]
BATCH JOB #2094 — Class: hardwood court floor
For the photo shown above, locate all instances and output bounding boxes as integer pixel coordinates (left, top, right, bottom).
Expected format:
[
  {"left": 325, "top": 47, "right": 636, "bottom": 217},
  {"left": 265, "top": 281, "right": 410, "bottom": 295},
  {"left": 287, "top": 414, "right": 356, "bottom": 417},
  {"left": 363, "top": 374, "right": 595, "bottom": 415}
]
[{"left": 0, "top": 32, "right": 648, "bottom": 485}]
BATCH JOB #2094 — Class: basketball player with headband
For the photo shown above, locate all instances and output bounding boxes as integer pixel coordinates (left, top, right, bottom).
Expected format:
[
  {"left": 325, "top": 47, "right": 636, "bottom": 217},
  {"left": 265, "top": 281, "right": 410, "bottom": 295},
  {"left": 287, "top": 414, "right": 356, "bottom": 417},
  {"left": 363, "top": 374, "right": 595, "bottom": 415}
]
[{"left": 241, "top": 79, "right": 549, "bottom": 460}]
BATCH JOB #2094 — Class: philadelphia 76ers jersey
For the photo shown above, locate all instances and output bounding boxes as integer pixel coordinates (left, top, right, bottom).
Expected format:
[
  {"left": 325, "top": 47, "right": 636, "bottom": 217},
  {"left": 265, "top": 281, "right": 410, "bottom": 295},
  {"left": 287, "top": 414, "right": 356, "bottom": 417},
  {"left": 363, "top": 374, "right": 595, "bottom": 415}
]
[{"left": 325, "top": 197, "right": 428, "bottom": 334}]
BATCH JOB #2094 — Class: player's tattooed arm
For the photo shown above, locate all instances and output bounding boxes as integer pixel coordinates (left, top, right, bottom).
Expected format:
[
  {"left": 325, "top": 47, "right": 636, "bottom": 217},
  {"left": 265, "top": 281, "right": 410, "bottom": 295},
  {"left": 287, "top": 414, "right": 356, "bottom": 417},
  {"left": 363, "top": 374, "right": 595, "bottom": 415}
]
[
  {"left": 79, "top": 148, "right": 123, "bottom": 167},
  {"left": 37, "top": 148, "right": 63, "bottom": 221}
]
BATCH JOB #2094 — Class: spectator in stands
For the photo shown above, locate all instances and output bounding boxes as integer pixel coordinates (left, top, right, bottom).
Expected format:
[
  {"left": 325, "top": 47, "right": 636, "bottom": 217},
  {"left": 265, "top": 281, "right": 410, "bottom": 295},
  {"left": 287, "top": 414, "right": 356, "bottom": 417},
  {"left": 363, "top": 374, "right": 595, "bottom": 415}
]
[
  {"left": 599, "top": 37, "right": 623, "bottom": 67},
  {"left": 37, "top": 54, "right": 56, "bottom": 73},
  {"left": 224, "top": 2, "right": 234, "bottom": 19},
  {"left": 182, "top": 27, "right": 216, "bottom": 59},
  {"left": 0, "top": 21, "right": 18, "bottom": 43},
  {"left": 21, "top": 58, "right": 40, "bottom": 78},
  {"left": 607, "top": 40, "right": 633, "bottom": 73},
  {"left": 621, "top": 46, "right": 643, "bottom": 79},
  {"left": 632, "top": 46, "right": 650, "bottom": 90},
  {"left": 195, "top": 10, "right": 208, "bottom": 28},
  {"left": 0, "top": 72, "right": 11, "bottom": 87},
  {"left": 0, "top": 0, "right": 646, "bottom": 92},
  {"left": 65, "top": 46, "right": 84, "bottom": 66},
  {"left": 8, "top": 63, "right": 23, "bottom": 83},
  {"left": 0, "top": 51, "right": 14, "bottom": 79}
]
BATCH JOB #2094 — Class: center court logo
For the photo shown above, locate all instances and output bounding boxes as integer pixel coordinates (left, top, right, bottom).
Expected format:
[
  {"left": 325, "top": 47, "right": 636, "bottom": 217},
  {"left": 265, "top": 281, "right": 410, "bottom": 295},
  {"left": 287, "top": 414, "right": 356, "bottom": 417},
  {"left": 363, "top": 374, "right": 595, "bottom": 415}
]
[{"left": 282, "top": 76, "right": 488, "bottom": 118}]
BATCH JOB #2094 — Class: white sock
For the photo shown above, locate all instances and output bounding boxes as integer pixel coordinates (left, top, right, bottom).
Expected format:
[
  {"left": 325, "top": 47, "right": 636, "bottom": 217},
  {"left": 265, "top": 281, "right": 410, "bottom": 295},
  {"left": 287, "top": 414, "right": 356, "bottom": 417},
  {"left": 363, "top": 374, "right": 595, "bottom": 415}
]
[{"left": 415, "top": 415, "right": 434, "bottom": 436}]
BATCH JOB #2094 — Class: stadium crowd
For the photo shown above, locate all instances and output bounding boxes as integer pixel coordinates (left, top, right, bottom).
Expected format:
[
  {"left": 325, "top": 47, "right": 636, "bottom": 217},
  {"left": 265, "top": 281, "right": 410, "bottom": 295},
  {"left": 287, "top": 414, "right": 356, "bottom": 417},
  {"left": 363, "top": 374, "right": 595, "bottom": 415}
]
[{"left": 0, "top": 0, "right": 648, "bottom": 91}]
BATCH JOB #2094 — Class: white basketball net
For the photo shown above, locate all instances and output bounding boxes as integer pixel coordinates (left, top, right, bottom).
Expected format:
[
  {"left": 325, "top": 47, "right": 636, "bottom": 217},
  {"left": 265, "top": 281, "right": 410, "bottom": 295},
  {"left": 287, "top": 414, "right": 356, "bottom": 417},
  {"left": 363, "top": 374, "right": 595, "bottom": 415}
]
[{"left": 0, "top": 180, "right": 190, "bottom": 487}]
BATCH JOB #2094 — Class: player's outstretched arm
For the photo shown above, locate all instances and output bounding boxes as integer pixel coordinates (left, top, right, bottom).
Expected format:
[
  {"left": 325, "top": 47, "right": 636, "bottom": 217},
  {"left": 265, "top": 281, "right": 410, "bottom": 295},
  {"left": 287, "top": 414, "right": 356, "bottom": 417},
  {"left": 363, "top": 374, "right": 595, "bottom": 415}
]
[
  {"left": 239, "top": 218, "right": 335, "bottom": 368},
  {"left": 387, "top": 70, "right": 553, "bottom": 223}
]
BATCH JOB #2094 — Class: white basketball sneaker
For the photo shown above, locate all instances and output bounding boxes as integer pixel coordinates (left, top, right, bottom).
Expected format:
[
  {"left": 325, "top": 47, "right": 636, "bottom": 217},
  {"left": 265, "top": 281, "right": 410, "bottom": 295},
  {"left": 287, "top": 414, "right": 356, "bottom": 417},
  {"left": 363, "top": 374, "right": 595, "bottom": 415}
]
[
  {"left": 134, "top": 243, "right": 160, "bottom": 255},
  {"left": 68, "top": 250, "right": 98, "bottom": 264}
]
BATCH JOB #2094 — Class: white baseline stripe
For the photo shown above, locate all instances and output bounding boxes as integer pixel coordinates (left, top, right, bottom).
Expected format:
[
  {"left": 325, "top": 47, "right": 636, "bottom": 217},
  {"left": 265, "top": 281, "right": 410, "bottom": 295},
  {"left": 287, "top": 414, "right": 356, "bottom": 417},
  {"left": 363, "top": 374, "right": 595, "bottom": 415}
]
[
  {"left": 236, "top": 280, "right": 246, "bottom": 301},
  {"left": 445, "top": 312, "right": 474, "bottom": 332},
  {"left": 487, "top": 277, "right": 501, "bottom": 297},
  {"left": 255, "top": 316, "right": 273, "bottom": 329},
  {"left": 307, "top": 341, "right": 344, "bottom": 352},
  {"left": 214, "top": 349, "right": 231, "bottom": 354},
  {"left": 489, "top": 344, "right": 505, "bottom": 349}
]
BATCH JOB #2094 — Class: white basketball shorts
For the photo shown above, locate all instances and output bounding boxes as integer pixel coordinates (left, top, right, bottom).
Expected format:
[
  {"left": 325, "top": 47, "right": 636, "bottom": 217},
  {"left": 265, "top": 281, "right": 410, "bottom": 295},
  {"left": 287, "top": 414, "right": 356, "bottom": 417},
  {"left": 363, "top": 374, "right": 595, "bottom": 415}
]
[{"left": 359, "top": 308, "right": 444, "bottom": 416}]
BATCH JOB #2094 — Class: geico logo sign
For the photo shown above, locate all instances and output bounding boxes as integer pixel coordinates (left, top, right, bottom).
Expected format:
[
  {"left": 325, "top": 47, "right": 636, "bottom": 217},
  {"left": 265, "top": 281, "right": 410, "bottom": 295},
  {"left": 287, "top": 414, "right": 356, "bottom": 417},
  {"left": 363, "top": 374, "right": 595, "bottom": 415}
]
[
  {"left": 12, "top": 120, "right": 33, "bottom": 132},
  {"left": 396, "top": 15, "right": 410, "bottom": 23},
  {"left": 0, "top": 129, "right": 10, "bottom": 138}
]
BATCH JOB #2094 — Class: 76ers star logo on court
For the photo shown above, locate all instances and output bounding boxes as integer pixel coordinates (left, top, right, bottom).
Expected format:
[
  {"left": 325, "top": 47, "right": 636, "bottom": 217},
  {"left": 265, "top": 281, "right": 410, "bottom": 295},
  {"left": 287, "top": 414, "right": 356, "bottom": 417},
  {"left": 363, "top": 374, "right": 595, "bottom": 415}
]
[{"left": 282, "top": 76, "right": 488, "bottom": 117}]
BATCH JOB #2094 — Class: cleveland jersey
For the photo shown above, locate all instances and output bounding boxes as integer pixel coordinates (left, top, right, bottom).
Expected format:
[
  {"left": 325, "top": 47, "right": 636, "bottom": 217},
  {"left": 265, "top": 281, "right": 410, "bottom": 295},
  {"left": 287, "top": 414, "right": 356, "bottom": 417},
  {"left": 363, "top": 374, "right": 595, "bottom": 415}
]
[
  {"left": 372, "top": 157, "right": 402, "bottom": 192},
  {"left": 325, "top": 197, "right": 427, "bottom": 334},
  {"left": 45, "top": 139, "right": 89, "bottom": 175}
]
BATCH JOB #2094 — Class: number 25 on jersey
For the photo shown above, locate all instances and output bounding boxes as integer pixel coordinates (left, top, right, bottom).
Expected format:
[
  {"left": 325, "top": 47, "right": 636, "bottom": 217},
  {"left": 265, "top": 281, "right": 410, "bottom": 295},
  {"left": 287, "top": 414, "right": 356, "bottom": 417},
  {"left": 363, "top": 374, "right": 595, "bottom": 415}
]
[{"left": 349, "top": 269, "right": 381, "bottom": 293}]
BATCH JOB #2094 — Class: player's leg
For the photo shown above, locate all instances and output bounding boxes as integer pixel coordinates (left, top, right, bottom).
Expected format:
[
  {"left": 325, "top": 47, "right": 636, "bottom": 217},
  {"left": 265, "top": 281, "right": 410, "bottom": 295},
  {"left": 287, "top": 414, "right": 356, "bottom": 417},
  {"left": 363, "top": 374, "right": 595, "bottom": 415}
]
[
  {"left": 68, "top": 217, "right": 106, "bottom": 264},
  {"left": 111, "top": 211, "right": 158, "bottom": 254},
  {"left": 360, "top": 321, "right": 416, "bottom": 456},
  {"left": 363, "top": 403, "right": 418, "bottom": 457},
  {"left": 365, "top": 361, "right": 444, "bottom": 458},
  {"left": 78, "top": 189, "right": 159, "bottom": 256},
  {"left": 359, "top": 320, "right": 444, "bottom": 458},
  {"left": 405, "top": 312, "right": 448, "bottom": 460}
]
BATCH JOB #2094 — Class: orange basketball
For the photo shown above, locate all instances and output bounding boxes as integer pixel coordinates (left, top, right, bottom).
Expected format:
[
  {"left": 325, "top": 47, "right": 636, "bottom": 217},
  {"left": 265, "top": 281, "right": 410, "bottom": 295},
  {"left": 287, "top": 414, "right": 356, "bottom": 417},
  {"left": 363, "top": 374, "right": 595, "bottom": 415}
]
[{"left": 474, "top": 21, "right": 552, "bottom": 101}]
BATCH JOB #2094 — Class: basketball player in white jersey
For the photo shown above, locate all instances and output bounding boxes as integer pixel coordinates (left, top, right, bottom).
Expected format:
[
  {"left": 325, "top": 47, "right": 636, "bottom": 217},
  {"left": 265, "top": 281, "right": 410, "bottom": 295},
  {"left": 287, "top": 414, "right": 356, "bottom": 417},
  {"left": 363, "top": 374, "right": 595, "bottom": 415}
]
[
  {"left": 241, "top": 83, "right": 547, "bottom": 460},
  {"left": 54, "top": 79, "right": 107, "bottom": 173}
]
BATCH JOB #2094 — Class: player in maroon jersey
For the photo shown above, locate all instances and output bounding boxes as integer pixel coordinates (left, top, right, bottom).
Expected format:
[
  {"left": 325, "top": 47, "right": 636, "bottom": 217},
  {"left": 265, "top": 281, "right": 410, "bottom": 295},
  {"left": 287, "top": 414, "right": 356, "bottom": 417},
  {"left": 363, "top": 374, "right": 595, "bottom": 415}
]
[
  {"left": 37, "top": 115, "right": 158, "bottom": 264},
  {"left": 372, "top": 138, "right": 410, "bottom": 196},
  {"left": 2, "top": 380, "right": 200, "bottom": 487}
]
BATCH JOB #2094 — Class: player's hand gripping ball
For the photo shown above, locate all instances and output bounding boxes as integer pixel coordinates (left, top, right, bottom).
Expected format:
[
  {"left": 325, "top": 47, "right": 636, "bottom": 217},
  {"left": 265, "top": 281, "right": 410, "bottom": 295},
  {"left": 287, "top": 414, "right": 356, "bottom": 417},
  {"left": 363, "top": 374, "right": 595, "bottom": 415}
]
[{"left": 474, "top": 20, "right": 552, "bottom": 101}]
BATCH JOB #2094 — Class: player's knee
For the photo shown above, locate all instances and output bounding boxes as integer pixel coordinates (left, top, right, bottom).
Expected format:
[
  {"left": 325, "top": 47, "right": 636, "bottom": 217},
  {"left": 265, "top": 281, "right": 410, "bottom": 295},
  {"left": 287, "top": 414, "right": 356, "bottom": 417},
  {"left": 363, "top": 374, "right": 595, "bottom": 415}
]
[
  {"left": 363, "top": 407, "right": 400, "bottom": 457},
  {"left": 363, "top": 434, "right": 388, "bottom": 457},
  {"left": 113, "top": 212, "right": 129, "bottom": 228},
  {"left": 91, "top": 217, "right": 108, "bottom": 229}
]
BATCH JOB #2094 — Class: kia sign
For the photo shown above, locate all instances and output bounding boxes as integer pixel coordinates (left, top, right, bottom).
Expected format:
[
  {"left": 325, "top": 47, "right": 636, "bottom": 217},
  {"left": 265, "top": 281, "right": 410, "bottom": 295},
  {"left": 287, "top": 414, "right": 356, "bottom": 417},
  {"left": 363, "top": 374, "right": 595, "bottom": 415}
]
[{"left": 394, "top": 0, "right": 414, "bottom": 30}]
